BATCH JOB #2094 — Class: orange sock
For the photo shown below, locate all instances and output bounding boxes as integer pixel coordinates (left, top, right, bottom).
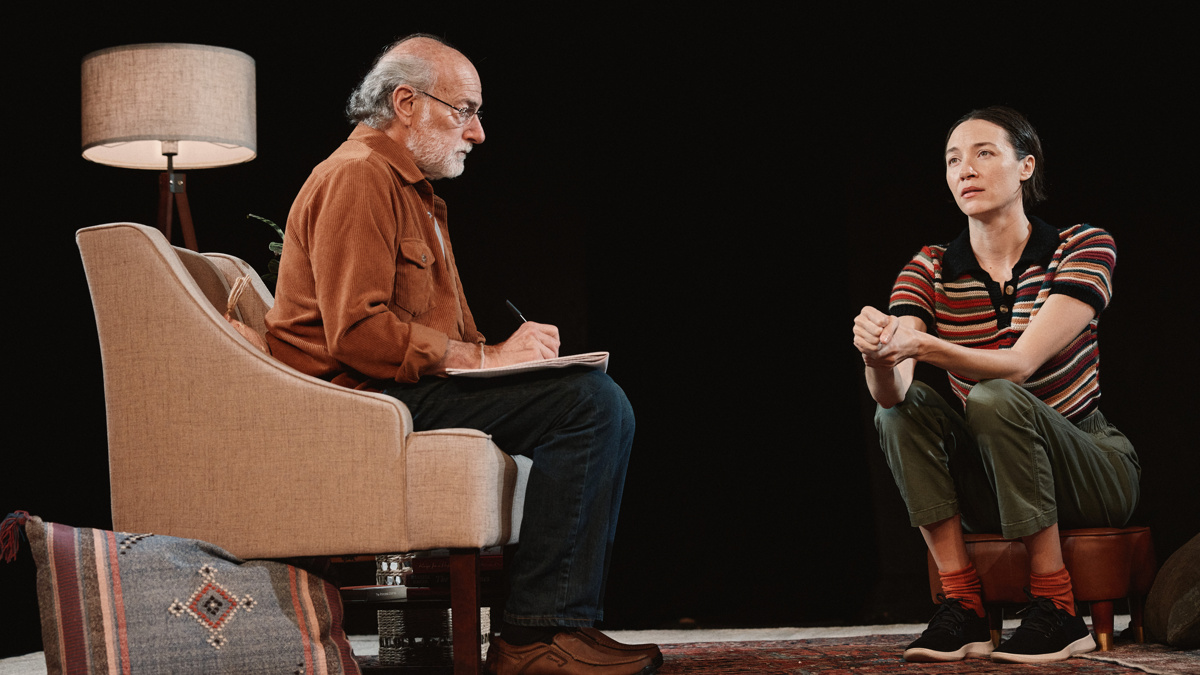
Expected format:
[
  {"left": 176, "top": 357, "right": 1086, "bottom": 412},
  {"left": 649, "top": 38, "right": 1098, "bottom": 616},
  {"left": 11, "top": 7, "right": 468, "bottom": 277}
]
[
  {"left": 939, "top": 563, "right": 985, "bottom": 617},
  {"left": 1030, "top": 566, "right": 1075, "bottom": 615}
]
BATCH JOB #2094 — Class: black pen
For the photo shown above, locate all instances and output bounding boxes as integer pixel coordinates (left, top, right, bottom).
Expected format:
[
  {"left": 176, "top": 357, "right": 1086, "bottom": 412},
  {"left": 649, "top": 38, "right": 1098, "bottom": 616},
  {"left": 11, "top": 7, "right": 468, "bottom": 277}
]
[{"left": 506, "top": 299, "right": 527, "bottom": 323}]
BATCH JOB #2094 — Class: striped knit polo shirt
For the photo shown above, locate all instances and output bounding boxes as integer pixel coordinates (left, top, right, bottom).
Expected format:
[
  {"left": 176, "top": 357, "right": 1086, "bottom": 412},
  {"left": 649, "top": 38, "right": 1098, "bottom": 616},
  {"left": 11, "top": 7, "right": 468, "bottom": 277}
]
[{"left": 889, "top": 216, "right": 1115, "bottom": 423}]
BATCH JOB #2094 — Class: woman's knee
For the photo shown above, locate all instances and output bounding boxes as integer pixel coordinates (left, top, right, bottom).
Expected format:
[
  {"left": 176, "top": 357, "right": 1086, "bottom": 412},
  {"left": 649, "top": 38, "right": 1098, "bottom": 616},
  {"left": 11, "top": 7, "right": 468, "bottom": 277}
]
[{"left": 964, "top": 379, "right": 1027, "bottom": 425}]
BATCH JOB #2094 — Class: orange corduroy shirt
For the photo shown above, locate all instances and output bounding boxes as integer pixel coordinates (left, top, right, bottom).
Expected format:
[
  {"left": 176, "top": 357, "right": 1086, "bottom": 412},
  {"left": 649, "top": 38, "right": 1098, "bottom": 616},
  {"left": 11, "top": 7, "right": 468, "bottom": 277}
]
[{"left": 265, "top": 124, "right": 484, "bottom": 390}]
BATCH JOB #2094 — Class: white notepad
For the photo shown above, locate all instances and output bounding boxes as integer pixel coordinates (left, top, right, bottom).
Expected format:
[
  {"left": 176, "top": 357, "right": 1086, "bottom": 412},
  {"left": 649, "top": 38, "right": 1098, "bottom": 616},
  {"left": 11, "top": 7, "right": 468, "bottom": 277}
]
[{"left": 446, "top": 351, "right": 610, "bottom": 378}]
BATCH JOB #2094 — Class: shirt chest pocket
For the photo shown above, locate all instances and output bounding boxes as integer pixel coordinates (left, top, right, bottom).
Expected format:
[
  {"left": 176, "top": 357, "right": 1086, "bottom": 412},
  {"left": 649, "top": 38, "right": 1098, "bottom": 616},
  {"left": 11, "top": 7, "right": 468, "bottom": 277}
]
[{"left": 394, "top": 238, "right": 437, "bottom": 317}]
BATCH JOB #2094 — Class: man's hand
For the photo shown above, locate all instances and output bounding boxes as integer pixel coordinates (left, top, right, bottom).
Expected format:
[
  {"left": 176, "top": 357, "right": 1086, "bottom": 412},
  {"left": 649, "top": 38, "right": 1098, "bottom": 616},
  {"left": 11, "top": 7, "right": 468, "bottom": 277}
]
[
  {"left": 432, "top": 322, "right": 559, "bottom": 374},
  {"left": 484, "top": 321, "right": 560, "bottom": 367}
]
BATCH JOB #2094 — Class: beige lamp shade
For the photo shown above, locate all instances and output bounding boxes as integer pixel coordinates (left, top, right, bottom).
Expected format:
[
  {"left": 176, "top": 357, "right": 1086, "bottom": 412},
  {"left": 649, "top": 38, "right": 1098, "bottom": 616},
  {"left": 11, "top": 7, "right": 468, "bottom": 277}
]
[{"left": 82, "top": 43, "right": 256, "bottom": 170}]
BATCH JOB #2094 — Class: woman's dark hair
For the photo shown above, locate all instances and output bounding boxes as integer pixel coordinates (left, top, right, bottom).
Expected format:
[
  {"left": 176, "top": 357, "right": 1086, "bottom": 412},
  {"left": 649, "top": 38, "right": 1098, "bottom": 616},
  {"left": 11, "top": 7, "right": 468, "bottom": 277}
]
[{"left": 947, "top": 106, "right": 1047, "bottom": 208}]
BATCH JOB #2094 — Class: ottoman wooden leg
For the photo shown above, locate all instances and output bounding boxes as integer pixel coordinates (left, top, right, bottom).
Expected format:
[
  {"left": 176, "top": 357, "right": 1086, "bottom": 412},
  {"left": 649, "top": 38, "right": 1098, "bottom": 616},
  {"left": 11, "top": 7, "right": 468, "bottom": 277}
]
[
  {"left": 1129, "top": 596, "right": 1146, "bottom": 643},
  {"left": 1089, "top": 600, "right": 1115, "bottom": 651},
  {"left": 987, "top": 605, "right": 1003, "bottom": 647}
]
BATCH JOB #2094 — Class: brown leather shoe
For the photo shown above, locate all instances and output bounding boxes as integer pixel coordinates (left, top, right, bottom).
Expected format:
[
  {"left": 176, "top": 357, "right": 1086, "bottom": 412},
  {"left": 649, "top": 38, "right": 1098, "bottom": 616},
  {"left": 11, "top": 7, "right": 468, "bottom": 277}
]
[
  {"left": 485, "top": 632, "right": 655, "bottom": 675},
  {"left": 574, "top": 628, "right": 663, "bottom": 669}
]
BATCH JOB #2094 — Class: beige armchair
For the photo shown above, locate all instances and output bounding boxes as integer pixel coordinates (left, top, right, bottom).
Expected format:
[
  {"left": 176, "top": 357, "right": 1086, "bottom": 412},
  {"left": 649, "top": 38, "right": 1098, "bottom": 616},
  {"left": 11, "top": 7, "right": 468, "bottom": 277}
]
[{"left": 76, "top": 222, "right": 529, "bottom": 674}]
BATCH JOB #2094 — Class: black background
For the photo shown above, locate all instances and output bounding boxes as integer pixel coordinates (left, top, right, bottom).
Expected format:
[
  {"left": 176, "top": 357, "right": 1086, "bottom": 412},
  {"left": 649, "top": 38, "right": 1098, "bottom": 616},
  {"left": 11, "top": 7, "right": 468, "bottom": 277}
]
[{"left": 4, "top": 3, "right": 1196, "bottom": 657}]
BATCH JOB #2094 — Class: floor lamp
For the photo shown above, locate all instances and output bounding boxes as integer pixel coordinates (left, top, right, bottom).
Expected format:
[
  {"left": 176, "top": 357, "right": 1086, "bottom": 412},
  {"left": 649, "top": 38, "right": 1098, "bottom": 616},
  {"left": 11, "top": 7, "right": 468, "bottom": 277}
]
[{"left": 81, "top": 43, "right": 257, "bottom": 251}]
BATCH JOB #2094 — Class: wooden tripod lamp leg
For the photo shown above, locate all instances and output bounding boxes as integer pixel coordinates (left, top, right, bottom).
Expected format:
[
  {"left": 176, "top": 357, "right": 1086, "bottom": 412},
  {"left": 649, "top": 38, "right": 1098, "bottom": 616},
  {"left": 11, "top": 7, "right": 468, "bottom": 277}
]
[{"left": 157, "top": 170, "right": 198, "bottom": 251}]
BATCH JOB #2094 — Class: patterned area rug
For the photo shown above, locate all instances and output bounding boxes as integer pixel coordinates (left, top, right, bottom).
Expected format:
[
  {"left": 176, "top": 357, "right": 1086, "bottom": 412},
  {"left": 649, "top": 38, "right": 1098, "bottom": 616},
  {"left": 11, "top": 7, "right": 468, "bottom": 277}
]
[
  {"left": 9, "top": 634, "right": 1198, "bottom": 675},
  {"left": 1081, "top": 642, "right": 1200, "bottom": 675},
  {"left": 655, "top": 635, "right": 1200, "bottom": 675}
]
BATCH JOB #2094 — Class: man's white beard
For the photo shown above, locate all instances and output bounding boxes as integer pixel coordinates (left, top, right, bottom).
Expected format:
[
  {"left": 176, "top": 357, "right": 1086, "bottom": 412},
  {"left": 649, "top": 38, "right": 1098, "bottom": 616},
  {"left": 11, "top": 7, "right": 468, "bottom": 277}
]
[{"left": 407, "top": 107, "right": 470, "bottom": 180}]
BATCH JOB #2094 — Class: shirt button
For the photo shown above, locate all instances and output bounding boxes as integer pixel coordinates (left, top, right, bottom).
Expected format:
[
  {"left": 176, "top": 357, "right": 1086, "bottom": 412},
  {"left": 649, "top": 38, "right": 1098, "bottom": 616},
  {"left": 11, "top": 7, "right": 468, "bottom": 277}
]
[
  {"left": 999, "top": 305, "right": 1009, "bottom": 314},
  {"left": 1005, "top": 285, "right": 1015, "bottom": 295},
  {"left": 421, "top": 254, "right": 427, "bottom": 263}
]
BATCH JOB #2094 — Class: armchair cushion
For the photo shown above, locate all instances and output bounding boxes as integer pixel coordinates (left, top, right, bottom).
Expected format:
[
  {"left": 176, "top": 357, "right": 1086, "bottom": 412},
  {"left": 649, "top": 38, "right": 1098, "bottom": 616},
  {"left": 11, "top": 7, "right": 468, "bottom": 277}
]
[{"left": 26, "top": 515, "right": 360, "bottom": 675}]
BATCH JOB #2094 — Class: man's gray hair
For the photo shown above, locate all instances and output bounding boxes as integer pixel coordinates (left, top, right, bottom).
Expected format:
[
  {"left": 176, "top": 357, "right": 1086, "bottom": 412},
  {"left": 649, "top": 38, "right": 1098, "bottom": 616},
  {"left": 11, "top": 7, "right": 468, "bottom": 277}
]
[{"left": 346, "top": 34, "right": 447, "bottom": 129}]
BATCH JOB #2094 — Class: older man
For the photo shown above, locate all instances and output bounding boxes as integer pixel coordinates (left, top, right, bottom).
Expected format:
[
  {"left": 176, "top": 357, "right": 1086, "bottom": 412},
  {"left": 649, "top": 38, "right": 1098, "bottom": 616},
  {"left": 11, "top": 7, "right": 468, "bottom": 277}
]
[{"left": 265, "top": 35, "right": 659, "bottom": 675}]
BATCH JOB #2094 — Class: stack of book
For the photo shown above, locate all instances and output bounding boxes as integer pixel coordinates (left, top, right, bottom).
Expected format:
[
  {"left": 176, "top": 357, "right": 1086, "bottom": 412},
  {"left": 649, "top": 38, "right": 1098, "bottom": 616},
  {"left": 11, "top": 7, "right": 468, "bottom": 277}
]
[{"left": 340, "top": 547, "right": 505, "bottom": 603}]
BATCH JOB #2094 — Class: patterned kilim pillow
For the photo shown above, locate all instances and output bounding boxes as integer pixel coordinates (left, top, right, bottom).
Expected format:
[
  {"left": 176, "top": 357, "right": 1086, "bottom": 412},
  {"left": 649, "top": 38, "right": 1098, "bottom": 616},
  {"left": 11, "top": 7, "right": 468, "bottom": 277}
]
[{"left": 23, "top": 515, "right": 361, "bottom": 674}]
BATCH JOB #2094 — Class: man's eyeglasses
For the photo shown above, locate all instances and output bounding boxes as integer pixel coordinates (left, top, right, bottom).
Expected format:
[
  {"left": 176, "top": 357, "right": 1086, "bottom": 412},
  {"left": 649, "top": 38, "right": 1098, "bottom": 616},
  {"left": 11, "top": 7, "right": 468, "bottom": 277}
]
[{"left": 417, "top": 90, "right": 482, "bottom": 127}]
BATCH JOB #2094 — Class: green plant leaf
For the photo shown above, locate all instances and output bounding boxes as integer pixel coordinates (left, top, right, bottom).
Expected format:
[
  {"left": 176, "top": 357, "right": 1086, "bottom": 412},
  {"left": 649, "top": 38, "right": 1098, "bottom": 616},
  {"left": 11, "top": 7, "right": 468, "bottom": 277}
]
[{"left": 247, "top": 213, "right": 285, "bottom": 241}]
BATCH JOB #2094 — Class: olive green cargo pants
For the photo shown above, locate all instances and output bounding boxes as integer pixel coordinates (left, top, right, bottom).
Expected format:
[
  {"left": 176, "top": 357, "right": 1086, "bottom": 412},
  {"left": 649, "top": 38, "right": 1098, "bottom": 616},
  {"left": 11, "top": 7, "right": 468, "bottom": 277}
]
[{"left": 876, "top": 379, "right": 1140, "bottom": 539}]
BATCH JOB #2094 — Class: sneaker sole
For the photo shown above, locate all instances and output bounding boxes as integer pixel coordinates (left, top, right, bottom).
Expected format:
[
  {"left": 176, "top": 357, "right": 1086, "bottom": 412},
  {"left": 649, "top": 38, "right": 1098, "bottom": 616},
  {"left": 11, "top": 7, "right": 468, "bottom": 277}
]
[
  {"left": 991, "top": 634, "right": 1097, "bottom": 664},
  {"left": 904, "top": 641, "right": 994, "bottom": 662}
]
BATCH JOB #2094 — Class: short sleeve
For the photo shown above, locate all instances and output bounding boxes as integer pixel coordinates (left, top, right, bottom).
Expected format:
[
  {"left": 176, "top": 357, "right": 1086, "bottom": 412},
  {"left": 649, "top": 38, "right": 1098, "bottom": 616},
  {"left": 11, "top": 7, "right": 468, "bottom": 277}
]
[
  {"left": 1050, "top": 225, "right": 1115, "bottom": 316},
  {"left": 888, "top": 246, "right": 940, "bottom": 331}
]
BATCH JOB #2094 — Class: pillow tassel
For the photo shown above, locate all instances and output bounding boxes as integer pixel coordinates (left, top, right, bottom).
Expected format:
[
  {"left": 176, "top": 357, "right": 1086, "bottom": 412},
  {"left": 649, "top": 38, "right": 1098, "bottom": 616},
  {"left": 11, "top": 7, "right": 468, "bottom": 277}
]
[
  {"left": 225, "top": 275, "right": 251, "bottom": 320},
  {"left": 1, "top": 510, "right": 30, "bottom": 562},
  {"left": 223, "top": 275, "right": 271, "bottom": 355}
]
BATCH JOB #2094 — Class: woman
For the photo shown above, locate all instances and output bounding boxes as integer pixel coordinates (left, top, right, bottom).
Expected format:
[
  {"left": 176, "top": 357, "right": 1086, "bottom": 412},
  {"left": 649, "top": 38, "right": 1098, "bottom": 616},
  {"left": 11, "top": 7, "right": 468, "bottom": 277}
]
[{"left": 853, "top": 106, "right": 1140, "bottom": 664}]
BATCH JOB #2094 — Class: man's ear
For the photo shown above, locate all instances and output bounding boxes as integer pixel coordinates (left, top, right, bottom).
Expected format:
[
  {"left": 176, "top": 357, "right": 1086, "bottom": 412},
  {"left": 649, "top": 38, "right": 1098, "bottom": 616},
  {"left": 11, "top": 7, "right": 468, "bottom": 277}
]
[{"left": 391, "top": 85, "right": 418, "bottom": 125}]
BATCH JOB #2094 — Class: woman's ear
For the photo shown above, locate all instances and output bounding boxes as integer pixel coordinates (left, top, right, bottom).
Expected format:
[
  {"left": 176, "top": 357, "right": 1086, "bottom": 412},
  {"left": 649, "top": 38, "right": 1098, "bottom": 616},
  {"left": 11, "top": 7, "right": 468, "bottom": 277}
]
[{"left": 1019, "top": 154, "right": 1036, "bottom": 182}]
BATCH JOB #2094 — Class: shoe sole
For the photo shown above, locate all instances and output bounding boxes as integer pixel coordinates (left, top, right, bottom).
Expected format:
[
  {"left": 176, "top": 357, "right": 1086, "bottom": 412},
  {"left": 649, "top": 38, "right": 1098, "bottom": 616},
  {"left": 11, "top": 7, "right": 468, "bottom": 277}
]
[
  {"left": 904, "top": 641, "right": 994, "bottom": 662},
  {"left": 486, "top": 658, "right": 659, "bottom": 675},
  {"left": 991, "top": 634, "right": 1097, "bottom": 663},
  {"left": 484, "top": 662, "right": 657, "bottom": 672}
]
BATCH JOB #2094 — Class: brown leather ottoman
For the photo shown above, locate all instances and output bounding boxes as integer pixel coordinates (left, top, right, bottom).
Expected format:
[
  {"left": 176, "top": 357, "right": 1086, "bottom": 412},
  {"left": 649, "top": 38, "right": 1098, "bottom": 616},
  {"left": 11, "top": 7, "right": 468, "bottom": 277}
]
[{"left": 927, "top": 526, "right": 1157, "bottom": 650}]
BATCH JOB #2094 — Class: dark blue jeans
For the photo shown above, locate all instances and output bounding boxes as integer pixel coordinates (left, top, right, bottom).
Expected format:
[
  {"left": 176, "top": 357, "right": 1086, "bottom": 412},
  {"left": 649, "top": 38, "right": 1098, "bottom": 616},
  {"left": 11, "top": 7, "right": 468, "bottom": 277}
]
[{"left": 384, "top": 368, "right": 634, "bottom": 627}]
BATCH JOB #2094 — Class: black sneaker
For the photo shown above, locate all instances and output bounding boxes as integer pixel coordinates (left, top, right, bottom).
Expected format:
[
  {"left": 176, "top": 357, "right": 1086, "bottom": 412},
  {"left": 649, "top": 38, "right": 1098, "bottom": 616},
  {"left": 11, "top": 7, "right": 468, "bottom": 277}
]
[
  {"left": 991, "top": 594, "right": 1096, "bottom": 663},
  {"left": 903, "top": 594, "right": 993, "bottom": 662}
]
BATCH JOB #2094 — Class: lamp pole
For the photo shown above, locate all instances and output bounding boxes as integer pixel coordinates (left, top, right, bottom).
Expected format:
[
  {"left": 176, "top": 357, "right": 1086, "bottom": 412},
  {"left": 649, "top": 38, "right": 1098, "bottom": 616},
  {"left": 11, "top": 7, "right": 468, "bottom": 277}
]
[{"left": 156, "top": 143, "right": 197, "bottom": 250}]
